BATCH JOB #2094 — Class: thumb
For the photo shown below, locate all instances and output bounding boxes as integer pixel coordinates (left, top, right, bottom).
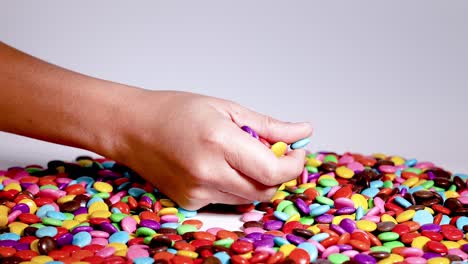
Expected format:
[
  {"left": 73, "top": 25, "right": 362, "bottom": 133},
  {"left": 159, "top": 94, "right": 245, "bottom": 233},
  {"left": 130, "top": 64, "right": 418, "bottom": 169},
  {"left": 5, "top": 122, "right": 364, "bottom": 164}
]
[{"left": 229, "top": 104, "right": 313, "bottom": 144}]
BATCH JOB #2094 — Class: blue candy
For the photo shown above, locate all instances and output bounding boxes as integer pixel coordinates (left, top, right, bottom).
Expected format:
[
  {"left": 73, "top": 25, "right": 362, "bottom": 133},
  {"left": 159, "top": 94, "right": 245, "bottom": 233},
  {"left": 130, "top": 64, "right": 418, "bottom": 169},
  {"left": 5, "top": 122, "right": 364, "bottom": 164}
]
[
  {"left": 72, "top": 231, "right": 92, "bottom": 247},
  {"left": 0, "top": 232, "right": 20, "bottom": 241},
  {"left": 298, "top": 242, "right": 318, "bottom": 262},
  {"left": 394, "top": 196, "right": 412, "bottom": 208},
  {"left": 361, "top": 187, "right": 379, "bottom": 198},
  {"left": 413, "top": 210, "right": 434, "bottom": 226},
  {"left": 178, "top": 208, "right": 197, "bottom": 218},
  {"left": 273, "top": 211, "right": 290, "bottom": 221},
  {"left": 214, "top": 251, "right": 230, "bottom": 264},
  {"left": 36, "top": 204, "right": 56, "bottom": 219},
  {"left": 133, "top": 257, "right": 155, "bottom": 264},
  {"left": 273, "top": 236, "right": 290, "bottom": 246},
  {"left": 456, "top": 216, "right": 468, "bottom": 230},
  {"left": 36, "top": 226, "right": 58, "bottom": 238},
  {"left": 311, "top": 232, "right": 330, "bottom": 242},
  {"left": 309, "top": 205, "right": 330, "bottom": 217},
  {"left": 46, "top": 211, "right": 67, "bottom": 221},
  {"left": 109, "top": 231, "right": 130, "bottom": 244},
  {"left": 291, "top": 138, "right": 311, "bottom": 150}
]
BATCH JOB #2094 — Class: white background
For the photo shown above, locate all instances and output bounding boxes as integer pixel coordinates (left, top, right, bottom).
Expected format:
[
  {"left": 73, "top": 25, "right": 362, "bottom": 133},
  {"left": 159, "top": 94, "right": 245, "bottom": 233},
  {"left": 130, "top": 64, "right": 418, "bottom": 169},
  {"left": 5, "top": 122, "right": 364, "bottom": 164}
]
[{"left": 1, "top": 1, "right": 467, "bottom": 229}]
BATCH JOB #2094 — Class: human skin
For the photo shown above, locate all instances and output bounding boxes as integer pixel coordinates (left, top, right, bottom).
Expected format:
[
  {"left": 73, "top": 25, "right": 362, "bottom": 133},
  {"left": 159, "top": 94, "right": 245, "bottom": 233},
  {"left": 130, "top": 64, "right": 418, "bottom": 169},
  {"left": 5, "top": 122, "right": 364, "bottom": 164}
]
[{"left": 0, "top": 42, "right": 313, "bottom": 209}]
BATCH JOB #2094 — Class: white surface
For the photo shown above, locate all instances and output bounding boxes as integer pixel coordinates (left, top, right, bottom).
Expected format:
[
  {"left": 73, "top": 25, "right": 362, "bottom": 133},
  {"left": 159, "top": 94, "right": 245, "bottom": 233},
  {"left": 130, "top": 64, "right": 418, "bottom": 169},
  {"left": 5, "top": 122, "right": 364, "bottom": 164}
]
[{"left": 0, "top": 1, "right": 467, "bottom": 229}]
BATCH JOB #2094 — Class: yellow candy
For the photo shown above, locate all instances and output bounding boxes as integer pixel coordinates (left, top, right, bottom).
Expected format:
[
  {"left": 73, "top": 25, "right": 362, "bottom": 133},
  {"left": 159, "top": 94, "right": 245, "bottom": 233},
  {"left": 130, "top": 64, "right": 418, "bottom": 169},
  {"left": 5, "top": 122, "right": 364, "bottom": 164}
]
[
  {"left": 424, "top": 207, "right": 434, "bottom": 214},
  {"left": 381, "top": 214, "right": 398, "bottom": 224},
  {"left": 160, "top": 198, "right": 176, "bottom": 207},
  {"left": 351, "top": 194, "right": 368, "bottom": 209},
  {"left": 271, "top": 142, "right": 288, "bottom": 157},
  {"left": 4, "top": 182, "right": 21, "bottom": 191},
  {"left": 30, "top": 239, "right": 39, "bottom": 252},
  {"left": 131, "top": 215, "right": 140, "bottom": 224},
  {"left": 108, "top": 242, "right": 128, "bottom": 251},
  {"left": 284, "top": 179, "right": 297, "bottom": 187},
  {"left": 427, "top": 257, "right": 450, "bottom": 264},
  {"left": 90, "top": 210, "right": 112, "bottom": 218},
  {"left": 373, "top": 153, "right": 387, "bottom": 159},
  {"left": 385, "top": 174, "right": 396, "bottom": 181},
  {"left": 158, "top": 207, "right": 178, "bottom": 216},
  {"left": 396, "top": 210, "right": 415, "bottom": 223},
  {"left": 377, "top": 254, "right": 404, "bottom": 264},
  {"left": 0, "top": 215, "right": 8, "bottom": 227},
  {"left": 279, "top": 244, "right": 296, "bottom": 257},
  {"left": 31, "top": 255, "right": 54, "bottom": 263},
  {"left": 306, "top": 158, "right": 322, "bottom": 167},
  {"left": 277, "top": 183, "right": 286, "bottom": 191},
  {"left": 18, "top": 199, "right": 38, "bottom": 214},
  {"left": 445, "top": 190, "right": 460, "bottom": 199},
  {"left": 307, "top": 225, "right": 321, "bottom": 235},
  {"left": 356, "top": 220, "right": 377, "bottom": 232},
  {"left": 9, "top": 222, "right": 28, "bottom": 235},
  {"left": 332, "top": 215, "right": 355, "bottom": 225},
  {"left": 74, "top": 214, "right": 89, "bottom": 222},
  {"left": 115, "top": 249, "right": 127, "bottom": 257},
  {"left": 240, "top": 252, "right": 252, "bottom": 259},
  {"left": 56, "top": 166, "right": 65, "bottom": 173},
  {"left": 0, "top": 176, "right": 8, "bottom": 183},
  {"left": 411, "top": 236, "right": 431, "bottom": 249},
  {"left": 57, "top": 195, "right": 76, "bottom": 204},
  {"left": 177, "top": 250, "right": 198, "bottom": 259},
  {"left": 270, "top": 191, "right": 288, "bottom": 202},
  {"left": 458, "top": 239, "right": 468, "bottom": 245},
  {"left": 441, "top": 241, "right": 461, "bottom": 249},
  {"left": 390, "top": 156, "right": 405, "bottom": 166},
  {"left": 0, "top": 205, "right": 9, "bottom": 216},
  {"left": 62, "top": 220, "right": 80, "bottom": 230},
  {"left": 93, "top": 181, "right": 113, "bottom": 193},
  {"left": 298, "top": 183, "right": 316, "bottom": 189},
  {"left": 287, "top": 214, "right": 300, "bottom": 222},
  {"left": 336, "top": 166, "right": 354, "bottom": 179},
  {"left": 402, "top": 177, "right": 419, "bottom": 187},
  {"left": 88, "top": 201, "right": 109, "bottom": 214},
  {"left": 77, "top": 159, "right": 93, "bottom": 167}
]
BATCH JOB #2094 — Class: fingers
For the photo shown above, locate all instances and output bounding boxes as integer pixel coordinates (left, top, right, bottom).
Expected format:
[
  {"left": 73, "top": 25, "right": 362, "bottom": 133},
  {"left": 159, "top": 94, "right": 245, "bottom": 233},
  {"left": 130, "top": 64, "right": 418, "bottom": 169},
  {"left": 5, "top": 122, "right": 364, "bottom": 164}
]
[
  {"left": 229, "top": 104, "right": 313, "bottom": 144},
  {"left": 223, "top": 124, "right": 305, "bottom": 186}
]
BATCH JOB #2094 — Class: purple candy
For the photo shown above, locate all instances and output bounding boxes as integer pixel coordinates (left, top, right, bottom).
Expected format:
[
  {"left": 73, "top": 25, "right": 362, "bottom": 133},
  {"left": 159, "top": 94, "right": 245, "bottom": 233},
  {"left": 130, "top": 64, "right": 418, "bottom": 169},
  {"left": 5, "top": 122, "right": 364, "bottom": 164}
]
[
  {"left": 427, "top": 171, "right": 436, "bottom": 180},
  {"left": 139, "top": 219, "right": 160, "bottom": 230},
  {"left": 57, "top": 233, "right": 73, "bottom": 246},
  {"left": 286, "top": 234, "right": 306, "bottom": 245},
  {"left": 461, "top": 243, "right": 468, "bottom": 253},
  {"left": 400, "top": 188, "right": 408, "bottom": 196},
  {"left": 0, "top": 240, "right": 18, "bottom": 247},
  {"left": 308, "top": 173, "right": 321, "bottom": 181},
  {"left": 241, "top": 126, "right": 259, "bottom": 139},
  {"left": 423, "top": 252, "right": 441, "bottom": 259},
  {"left": 336, "top": 244, "right": 353, "bottom": 251},
  {"left": 245, "top": 232, "right": 263, "bottom": 240},
  {"left": 336, "top": 207, "right": 356, "bottom": 215},
  {"left": 353, "top": 253, "right": 377, "bottom": 264},
  {"left": 295, "top": 198, "right": 310, "bottom": 215},
  {"left": 330, "top": 224, "right": 346, "bottom": 235},
  {"left": 57, "top": 182, "right": 68, "bottom": 190},
  {"left": 264, "top": 220, "right": 283, "bottom": 231},
  {"left": 71, "top": 226, "right": 93, "bottom": 234},
  {"left": 11, "top": 203, "right": 30, "bottom": 214},
  {"left": 20, "top": 182, "right": 34, "bottom": 189},
  {"left": 140, "top": 196, "right": 153, "bottom": 205},
  {"left": 420, "top": 224, "right": 441, "bottom": 233},
  {"left": 253, "top": 238, "right": 274, "bottom": 248},
  {"left": 315, "top": 214, "right": 333, "bottom": 224},
  {"left": 100, "top": 222, "right": 118, "bottom": 234},
  {"left": 14, "top": 242, "right": 30, "bottom": 251},
  {"left": 339, "top": 218, "right": 356, "bottom": 233},
  {"left": 73, "top": 207, "right": 88, "bottom": 215},
  {"left": 261, "top": 234, "right": 275, "bottom": 240}
]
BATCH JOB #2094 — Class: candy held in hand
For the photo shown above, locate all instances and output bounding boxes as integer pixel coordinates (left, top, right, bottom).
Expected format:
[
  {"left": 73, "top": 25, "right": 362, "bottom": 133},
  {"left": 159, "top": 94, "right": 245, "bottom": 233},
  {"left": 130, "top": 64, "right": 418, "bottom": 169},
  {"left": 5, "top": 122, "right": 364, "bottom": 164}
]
[{"left": 0, "top": 148, "right": 467, "bottom": 263}]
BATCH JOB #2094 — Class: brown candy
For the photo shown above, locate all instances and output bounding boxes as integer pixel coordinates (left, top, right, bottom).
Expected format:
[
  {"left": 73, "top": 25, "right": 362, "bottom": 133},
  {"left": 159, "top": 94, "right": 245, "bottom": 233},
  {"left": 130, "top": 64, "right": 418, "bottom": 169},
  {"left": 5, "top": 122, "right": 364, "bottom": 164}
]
[{"left": 37, "top": 236, "right": 57, "bottom": 255}]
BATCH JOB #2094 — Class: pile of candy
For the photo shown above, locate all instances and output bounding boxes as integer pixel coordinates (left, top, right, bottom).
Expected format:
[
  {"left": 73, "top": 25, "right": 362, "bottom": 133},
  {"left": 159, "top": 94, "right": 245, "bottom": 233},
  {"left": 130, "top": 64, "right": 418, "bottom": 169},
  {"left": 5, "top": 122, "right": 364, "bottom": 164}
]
[{"left": 0, "top": 128, "right": 467, "bottom": 264}]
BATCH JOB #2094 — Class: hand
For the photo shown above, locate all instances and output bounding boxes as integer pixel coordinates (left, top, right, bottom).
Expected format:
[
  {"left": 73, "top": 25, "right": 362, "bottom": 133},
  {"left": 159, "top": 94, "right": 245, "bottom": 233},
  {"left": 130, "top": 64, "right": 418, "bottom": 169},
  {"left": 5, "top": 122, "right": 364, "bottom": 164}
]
[{"left": 110, "top": 90, "right": 313, "bottom": 210}]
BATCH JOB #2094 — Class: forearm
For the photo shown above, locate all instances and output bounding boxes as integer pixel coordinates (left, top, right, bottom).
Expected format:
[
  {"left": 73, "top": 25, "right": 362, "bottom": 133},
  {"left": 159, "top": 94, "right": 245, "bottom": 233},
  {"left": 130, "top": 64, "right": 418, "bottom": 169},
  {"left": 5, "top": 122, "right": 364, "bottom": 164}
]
[{"left": 0, "top": 42, "right": 135, "bottom": 156}]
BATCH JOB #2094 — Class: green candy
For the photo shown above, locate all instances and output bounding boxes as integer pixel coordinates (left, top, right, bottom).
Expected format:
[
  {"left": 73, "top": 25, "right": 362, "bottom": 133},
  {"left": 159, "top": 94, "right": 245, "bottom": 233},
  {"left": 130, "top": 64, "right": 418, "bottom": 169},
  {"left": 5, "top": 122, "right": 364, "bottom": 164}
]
[
  {"left": 142, "top": 193, "right": 157, "bottom": 203},
  {"left": 277, "top": 200, "right": 293, "bottom": 212},
  {"left": 25, "top": 167, "right": 43, "bottom": 173},
  {"left": 318, "top": 178, "right": 339, "bottom": 187},
  {"left": 383, "top": 241, "right": 404, "bottom": 250},
  {"left": 110, "top": 213, "right": 128, "bottom": 223},
  {"left": 177, "top": 212, "right": 185, "bottom": 222},
  {"left": 64, "top": 213, "right": 74, "bottom": 220},
  {"left": 307, "top": 153, "right": 317, "bottom": 159},
  {"left": 42, "top": 217, "right": 63, "bottom": 226},
  {"left": 383, "top": 180, "right": 393, "bottom": 188},
  {"left": 283, "top": 204, "right": 300, "bottom": 216},
  {"left": 421, "top": 180, "right": 434, "bottom": 189},
  {"left": 30, "top": 223, "right": 45, "bottom": 229},
  {"left": 143, "top": 236, "right": 153, "bottom": 245},
  {"left": 378, "top": 232, "right": 399, "bottom": 241},
  {"left": 368, "top": 198, "right": 374, "bottom": 209},
  {"left": 306, "top": 166, "right": 318, "bottom": 173},
  {"left": 293, "top": 188, "right": 306, "bottom": 194},
  {"left": 177, "top": 224, "right": 197, "bottom": 235},
  {"left": 213, "top": 238, "right": 234, "bottom": 248},
  {"left": 112, "top": 223, "right": 121, "bottom": 231},
  {"left": 448, "top": 185, "right": 457, "bottom": 191},
  {"left": 136, "top": 227, "right": 157, "bottom": 237},
  {"left": 121, "top": 196, "right": 129, "bottom": 203},
  {"left": 323, "top": 154, "right": 338, "bottom": 163},
  {"left": 404, "top": 167, "right": 422, "bottom": 174},
  {"left": 315, "top": 196, "right": 334, "bottom": 206},
  {"left": 433, "top": 186, "right": 445, "bottom": 192},
  {"left": 93, "top": 192, "right": 110, "bottom": 199},
  {"left": 39, "top": 184, "right": 58, "bottom": 190},
  {"left": 328, "top": 253, "right": 349, "bottom": 264},
  {"left": 370, "top": 246, "right": 391, "bottom": 253},
  {"left": 299, "top": 216, "right": 315, "bottom": 225}
]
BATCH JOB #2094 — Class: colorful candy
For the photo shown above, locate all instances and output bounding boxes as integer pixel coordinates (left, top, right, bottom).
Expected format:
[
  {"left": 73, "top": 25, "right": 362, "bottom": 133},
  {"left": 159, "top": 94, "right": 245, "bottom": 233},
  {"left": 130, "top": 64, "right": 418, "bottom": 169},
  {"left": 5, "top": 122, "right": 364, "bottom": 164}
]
[{"left": 0, "top": 127, "right": 466, "bottom": 264}]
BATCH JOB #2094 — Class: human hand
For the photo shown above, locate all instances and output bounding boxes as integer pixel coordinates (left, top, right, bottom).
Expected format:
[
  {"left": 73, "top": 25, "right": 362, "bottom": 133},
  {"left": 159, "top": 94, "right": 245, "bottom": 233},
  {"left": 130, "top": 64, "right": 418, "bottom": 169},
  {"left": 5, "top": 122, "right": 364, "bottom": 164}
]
[{"left": 106, "top": 90, "right": 313, "bottom": 209}]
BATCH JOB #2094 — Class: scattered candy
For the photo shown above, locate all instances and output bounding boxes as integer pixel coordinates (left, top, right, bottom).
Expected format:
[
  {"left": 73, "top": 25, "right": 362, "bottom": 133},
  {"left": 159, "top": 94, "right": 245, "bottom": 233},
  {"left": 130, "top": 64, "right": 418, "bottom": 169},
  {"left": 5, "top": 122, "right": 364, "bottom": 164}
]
[{"left": 0, "top": 126, "right": 466, "bottom": 264}]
